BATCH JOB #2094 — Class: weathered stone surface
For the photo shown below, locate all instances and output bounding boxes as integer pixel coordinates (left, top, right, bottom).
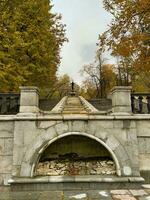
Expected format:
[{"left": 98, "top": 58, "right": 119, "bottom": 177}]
[
  {"left": 37, "top": 121, "right": 57, "bottom": 130},
  {"left": 0, "top": 92, "right": 150, "bottom": 186},
  {"left": 123, "top": 120, "right": 136, "bottom": 129},
  {"left": 111, "top": 86, "right": 132, "bottom": 114},
  {"left": 12, "top": 165, "right": 21, "bottom": 176},
  {"left": 72, "top": 121, "right": 86, "bottom": 132},
  {"left": 19, "top": 86, "right": 39, "bottom": 113},
  {"left": 0, "top": 156, "right": 12, "bottom": 173},
  {"left": 20, "top": 162, "right": 32, "bottom": 177},
  {"left": 110, "top": 190, "right": 131, "bottom": 195},
  {"left": 0, "top": 139, "right": 4, "bottom": 155},
  {"left": 129, "top": 190, "right": 148, "bottom": 196},
  {"left": 139, "top": 154, "right": 150, "bottom": 171},
  {"left": 4, "top": 139, "right": 13, "bottom": 155},
  {"left": 106, "top": 136, "right": 120, "bottom": 151},
  {"left": 112, "top": 194, "right": 137, "bottom": 200},
  {"left": 137, "top": 121, "right": 150, "bottom": 137},
  {"left": 0, "top": 122, "right": 14, "bottom": 138},
  {"left": 0, "top": 175, "right": 3, "bottom": 185},
  {"left": 55, "top": 122, "right": 69, "bottom": 135}
]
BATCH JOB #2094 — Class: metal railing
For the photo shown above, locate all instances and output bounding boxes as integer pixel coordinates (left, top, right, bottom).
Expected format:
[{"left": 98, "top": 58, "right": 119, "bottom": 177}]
[
  {"left": 131, "top": 93, "right": 150, "bottom": 114},
  {"left": 0, "top": 93, "right": 20, "bottom": 114},
  {"left": 0, "top": 92, "right": 150, "bottom": 115}
]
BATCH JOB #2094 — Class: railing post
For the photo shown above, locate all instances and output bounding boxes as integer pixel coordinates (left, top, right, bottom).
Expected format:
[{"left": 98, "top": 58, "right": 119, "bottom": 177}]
[
  {"left": 147, "top": 95, "right": 150, "bottom": 114},
  {"left": 19, "top": 86, "right": 39, "bottom": 113},
  {"left": 111, "top": 86, "right": 132, "bottom": 115},
  {"left": 131, "top": 95, "right": 135, "bottom": 113},
  {"left": 138, "top": 96, "right": 143, "bottom": 113}
]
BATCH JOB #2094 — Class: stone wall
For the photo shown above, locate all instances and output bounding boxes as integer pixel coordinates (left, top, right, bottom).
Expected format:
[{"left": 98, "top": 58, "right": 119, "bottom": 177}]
[
  {"left": 0, "top": 115, "right": 150, "bottom": 185},
  {"left": 13, "top": 117, "right": 140, "bottom": 178},
  {"left": 0, "top": 120, "right": 14, "bottom": 185},
  {"left": 136, "top": 120, "right": 150, "bottom": 171}
]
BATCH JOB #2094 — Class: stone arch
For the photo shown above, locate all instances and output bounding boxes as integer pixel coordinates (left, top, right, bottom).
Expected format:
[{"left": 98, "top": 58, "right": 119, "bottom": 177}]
[{"left": 20, "top": 129, "right": 128, "bottom": 177}]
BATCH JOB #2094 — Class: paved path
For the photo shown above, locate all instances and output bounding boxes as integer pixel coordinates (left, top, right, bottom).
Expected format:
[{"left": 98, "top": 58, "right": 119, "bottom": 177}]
[{"left": 0, "top": 187, "right": 150, "bottom": 200}]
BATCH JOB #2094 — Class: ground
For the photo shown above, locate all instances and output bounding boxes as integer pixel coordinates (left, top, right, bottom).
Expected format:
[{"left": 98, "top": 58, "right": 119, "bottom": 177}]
[{"left": 0, "top": 187, "right": 150, "bottom": 200}]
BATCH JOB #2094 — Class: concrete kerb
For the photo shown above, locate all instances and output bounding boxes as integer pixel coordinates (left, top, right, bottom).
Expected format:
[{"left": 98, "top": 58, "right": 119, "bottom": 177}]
[{"left": 19, "top": 131, "right": 122, "bottom": 178}]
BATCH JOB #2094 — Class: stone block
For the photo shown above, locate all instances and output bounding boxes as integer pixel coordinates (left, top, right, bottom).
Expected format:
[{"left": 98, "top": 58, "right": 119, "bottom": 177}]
[
  {"left": 112, "top": 194, "right": 136, "bottom": 200},
  {"left": 0, "top": 122, "right": 14, "bottom": 138},
  {"left": 139, "top": 154, "right": 150, "bottom": 171},
  {"left": 13, "top": 122, "right": 24, "bottom": 146},
  {"left": 12, "top": 165, "right": 21, "bottom": 177},
  {"left": 113, "top": 129, "right": 127, "bottom": 142},
  {"left": 37, "top": 121, "right": 57, "bottom": 130},
  {"left": 0, "top": 175, "right": 3, "bottom": 185},
  {"left": 145, "top": 138, "right": 150, "bottom": 153},
  {"left": 110, "top": 190, "right": 131, "bottom": 195},
  {"left": 137, "top": 121, "right": 150, "bottom": 137},
  {"left": 106, "top": 135, "right": 120, "bottom": 151},
  {"left": 113, "top": 121, "right": 123, "bottom": 128},
  {"left": 4, "top": 138, "right": 13, "bottom": 155},
  {"left": 126, "top": 129, "right": 137, "bottom": 142},
  {"left": 129, "top": 190, "right": 148, "bottom": 196},
  {"left": 55, "top": 122, "right": 69, "bottom": 135},
  {"left": 88, "top": 121, "right": 113, "bottom": 140},
  {"left": 125, "top": 144, "right": 139, "bottom": 167},
  {"left": 111, "top": 86, "right": 132, "bottom": 113},
  {"left": 19, "top": 86, "right": 39, "bottom": 113},
  {"left": 0, "top": 139, "right": 4, "bottom": 155},
  {"left": 22, "top": 121, "right": 38, "bottom": 145},
  {"left": 114, "top": 145, "right": 130, "bottom": 163},
  {"left": 0, "top": 156, "right": 12, "bottom": 173},
  {"left": 94, "top": 129, "right": 108, "bottom": 141},
  {"left": 44, "top": 127, "right": 57, "bottom": 141},
  {"left": 94, "top": 121, "right": 114, "bottom": 129},
  {"left": 71, "top": 121, "right": 86, "bottom": 132},
  {"left": 138, "top": 138, "right": 146, "bottom": 154},
  {"left": 20, "top": 162, "right": 32, "bottom": 177},
  {"left": 13, "top": 145, "right": 24, "bottom": 165},
  {"left": 123, "top": 120, "right": 136, "bottom": 129}
]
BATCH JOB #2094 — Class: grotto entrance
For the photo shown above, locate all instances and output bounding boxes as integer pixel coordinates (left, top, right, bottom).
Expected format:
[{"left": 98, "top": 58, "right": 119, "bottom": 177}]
[{"left": 35, "top": 135, "right": 116, "bottom": 176}]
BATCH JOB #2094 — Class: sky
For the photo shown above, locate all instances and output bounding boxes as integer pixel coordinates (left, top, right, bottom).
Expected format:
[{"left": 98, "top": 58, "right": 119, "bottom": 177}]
[{"left": 52, "top": 0, "right": 112, "bottom": 83}]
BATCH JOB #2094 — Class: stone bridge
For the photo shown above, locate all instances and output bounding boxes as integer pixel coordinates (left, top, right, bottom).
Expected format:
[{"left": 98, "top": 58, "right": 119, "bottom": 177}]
[{"left": 0, "top": 86, "right": 150, "bottom": 190}]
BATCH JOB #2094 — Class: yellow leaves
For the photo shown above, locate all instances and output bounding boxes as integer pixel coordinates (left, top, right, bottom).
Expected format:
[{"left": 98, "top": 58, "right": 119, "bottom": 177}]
[{"left": 0, "top": 0, "right": 67, "bottom": 93}]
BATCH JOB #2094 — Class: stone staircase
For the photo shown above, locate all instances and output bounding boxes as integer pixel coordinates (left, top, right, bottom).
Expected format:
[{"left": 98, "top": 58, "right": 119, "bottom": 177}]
[{"left": 62, "top": 96, "right": 87, "bottom": 114}]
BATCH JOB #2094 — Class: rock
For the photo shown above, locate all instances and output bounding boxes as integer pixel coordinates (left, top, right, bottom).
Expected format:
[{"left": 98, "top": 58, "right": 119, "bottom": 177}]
[{"left": 36, "top": 158, "right": 116, "bottom": 176}]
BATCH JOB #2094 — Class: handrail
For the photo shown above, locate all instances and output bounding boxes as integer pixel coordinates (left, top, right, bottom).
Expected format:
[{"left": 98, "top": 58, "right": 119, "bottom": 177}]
[
  {"left": 0, "top": 93, "right": 20, "bottom": 114},
  {"left": 131, "top": 93, "right": 150, "bottom": 114}
]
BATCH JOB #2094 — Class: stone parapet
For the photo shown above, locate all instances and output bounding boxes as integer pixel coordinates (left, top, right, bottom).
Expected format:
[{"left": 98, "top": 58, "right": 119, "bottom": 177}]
[
  {"left": 111, "top": 86, "right": 132, "bottom": 115},
  {"left": 19, "top": 86, "right": 39, "bottom": 113}
]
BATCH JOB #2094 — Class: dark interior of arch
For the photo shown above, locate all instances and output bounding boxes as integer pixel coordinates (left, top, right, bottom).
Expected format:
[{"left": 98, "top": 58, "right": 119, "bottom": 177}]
[{"left": 36, "top": 135, "right": 116, "bottom": 176}]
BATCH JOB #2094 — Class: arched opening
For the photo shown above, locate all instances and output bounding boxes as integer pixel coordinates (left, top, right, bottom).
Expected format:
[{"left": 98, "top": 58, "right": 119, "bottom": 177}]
[{"left": 35, "top": 134, "right": 118, "bottom": 176}]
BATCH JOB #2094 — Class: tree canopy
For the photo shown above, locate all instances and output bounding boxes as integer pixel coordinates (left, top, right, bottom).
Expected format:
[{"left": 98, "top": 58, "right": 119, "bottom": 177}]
[
  {"left": 80, "top": 49, "right": 116, "bottom": 99},
  {"left": 0, "top": 0, "right": 67, "bottom": 94},
  {"left": 99, "top": 0, "right": 150, "bottom": 91}
]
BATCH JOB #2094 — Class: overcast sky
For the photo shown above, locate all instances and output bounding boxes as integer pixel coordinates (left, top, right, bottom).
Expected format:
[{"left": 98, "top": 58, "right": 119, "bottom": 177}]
[{"left": 52, "top": 0, "right": 112, "bottom": 83}]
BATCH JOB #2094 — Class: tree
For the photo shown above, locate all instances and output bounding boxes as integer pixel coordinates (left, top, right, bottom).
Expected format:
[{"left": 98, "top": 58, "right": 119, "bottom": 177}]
[
  {"left": 99, "top": 0, "right": 150, "bottom": 91},
  {"left": 80, "top": 49, "right": 116, "bottom": 98},
  {"left": 0, "top": 0, "right": 67, "bottom": 93},
  {"left": 46, "top": 74, "right": 71, "bottom": 99}
]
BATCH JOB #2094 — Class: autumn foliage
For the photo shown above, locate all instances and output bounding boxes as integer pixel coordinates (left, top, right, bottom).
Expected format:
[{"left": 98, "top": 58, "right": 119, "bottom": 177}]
[
  {"left": 0, "top": 0, "right": 67, "bottom": 94},
  {"left": 99, "top": 0, "right": 150, "bottom": 91}
]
